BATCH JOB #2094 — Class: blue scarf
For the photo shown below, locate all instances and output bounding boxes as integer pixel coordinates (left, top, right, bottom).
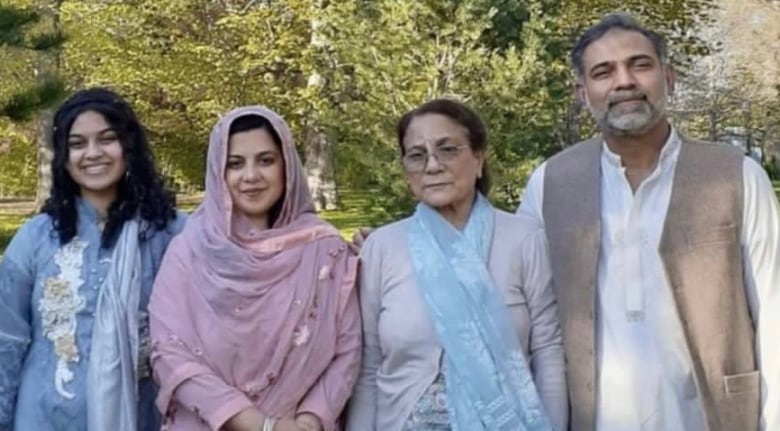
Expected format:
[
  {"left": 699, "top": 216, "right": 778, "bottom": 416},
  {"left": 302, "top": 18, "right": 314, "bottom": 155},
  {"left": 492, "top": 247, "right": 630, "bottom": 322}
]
[{"left": 408, "top": 194, "right": 552, "bottom": 431}]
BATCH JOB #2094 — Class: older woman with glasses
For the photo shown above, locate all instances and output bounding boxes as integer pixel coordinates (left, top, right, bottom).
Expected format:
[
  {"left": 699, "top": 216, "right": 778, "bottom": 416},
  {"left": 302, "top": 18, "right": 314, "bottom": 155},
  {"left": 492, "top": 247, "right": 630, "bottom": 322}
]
[{"left": 345, "top": 98, "right": 568, "bottom": 431}]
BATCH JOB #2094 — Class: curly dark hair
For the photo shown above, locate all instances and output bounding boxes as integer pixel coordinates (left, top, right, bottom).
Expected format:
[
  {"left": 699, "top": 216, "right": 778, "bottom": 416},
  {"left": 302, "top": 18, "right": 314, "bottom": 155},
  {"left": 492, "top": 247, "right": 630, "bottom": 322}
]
[{"left": 42, "top": 87, "right": 177, "bottom": 248}]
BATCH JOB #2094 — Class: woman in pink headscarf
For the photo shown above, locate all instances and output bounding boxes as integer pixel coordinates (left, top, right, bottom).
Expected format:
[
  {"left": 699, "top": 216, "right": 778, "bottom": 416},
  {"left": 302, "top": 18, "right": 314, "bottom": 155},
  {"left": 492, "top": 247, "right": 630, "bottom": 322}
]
[{"left": 149, "top": 106, "right": 361, "bottom": 431}]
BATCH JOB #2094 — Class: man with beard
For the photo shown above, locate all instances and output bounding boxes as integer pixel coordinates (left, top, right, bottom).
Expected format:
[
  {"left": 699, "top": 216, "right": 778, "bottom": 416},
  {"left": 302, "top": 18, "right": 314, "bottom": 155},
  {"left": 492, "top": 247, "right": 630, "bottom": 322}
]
[{"left": 517, "top": 12, "right": 780, "bottom": 431}]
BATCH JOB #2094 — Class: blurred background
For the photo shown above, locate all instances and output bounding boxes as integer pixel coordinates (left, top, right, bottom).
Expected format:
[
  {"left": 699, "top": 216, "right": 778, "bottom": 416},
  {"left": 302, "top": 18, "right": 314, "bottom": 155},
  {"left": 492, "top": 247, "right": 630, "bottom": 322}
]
[{"left": 1, "top": 0, "right": 779, "bottom": 250}]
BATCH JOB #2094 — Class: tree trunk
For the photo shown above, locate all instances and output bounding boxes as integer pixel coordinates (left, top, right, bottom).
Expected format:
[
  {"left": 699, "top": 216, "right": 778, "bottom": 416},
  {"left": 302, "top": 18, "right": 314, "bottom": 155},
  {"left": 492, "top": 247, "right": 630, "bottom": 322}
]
[
  {"left": 33, "top": 1, "right": 61, "bottom": 211},
  {"left": 708, "top": 105, "right": 718, "bottom": 142},
  {"left": 303, "top": 1, "right": 338, "bottom": 211},
  {"left": 34, "top": 110, "right": 55, "bottom": 210},
  {"left": 303, "top": 116, "right": 338, "bottom": 211}
]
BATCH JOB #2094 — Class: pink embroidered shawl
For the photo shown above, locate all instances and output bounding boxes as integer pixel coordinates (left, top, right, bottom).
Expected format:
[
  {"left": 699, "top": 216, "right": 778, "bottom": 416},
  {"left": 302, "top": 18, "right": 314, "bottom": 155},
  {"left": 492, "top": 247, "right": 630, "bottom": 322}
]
[{"left": 149, "top": 106, "right": 361, "bottom": 431}]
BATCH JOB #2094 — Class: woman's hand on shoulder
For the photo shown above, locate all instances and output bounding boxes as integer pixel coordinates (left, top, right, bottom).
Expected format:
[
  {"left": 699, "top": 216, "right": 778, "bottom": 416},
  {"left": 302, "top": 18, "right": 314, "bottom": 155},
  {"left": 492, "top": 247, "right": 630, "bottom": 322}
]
[{"left": 348, "top": 227, "right": 374, "bottom": 254}]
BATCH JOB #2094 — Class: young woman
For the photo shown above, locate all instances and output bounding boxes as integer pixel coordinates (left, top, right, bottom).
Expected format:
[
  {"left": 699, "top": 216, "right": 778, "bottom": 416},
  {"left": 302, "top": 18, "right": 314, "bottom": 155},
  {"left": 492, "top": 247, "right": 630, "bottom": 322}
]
[
  {"left": 149, "top": 106, "right": 361, "bottom": 431},
  {"left": 0, "top": 87, "right": 184, "bottom": 431}
]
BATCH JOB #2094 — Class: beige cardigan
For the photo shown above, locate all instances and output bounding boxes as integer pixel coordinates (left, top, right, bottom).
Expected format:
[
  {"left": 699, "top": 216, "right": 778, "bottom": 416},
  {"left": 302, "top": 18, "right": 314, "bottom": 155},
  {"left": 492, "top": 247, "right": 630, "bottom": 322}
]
[{"left": 345, "top": 208, "right": 568, "bottom": 431}]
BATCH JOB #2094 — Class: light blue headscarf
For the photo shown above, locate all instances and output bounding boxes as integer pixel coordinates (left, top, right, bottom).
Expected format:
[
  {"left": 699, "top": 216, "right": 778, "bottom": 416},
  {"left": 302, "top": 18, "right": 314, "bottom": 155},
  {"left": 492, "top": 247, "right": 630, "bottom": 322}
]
[{"left": 408, "top": 194, "right": 552, "bottom": 431}]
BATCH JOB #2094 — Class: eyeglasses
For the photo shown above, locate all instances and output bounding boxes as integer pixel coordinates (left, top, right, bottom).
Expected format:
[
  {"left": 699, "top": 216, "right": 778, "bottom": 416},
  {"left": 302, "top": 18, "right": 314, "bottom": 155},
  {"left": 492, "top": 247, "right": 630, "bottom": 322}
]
[{"left": 401, "top": 143, "right": 468, "bottom": 173}]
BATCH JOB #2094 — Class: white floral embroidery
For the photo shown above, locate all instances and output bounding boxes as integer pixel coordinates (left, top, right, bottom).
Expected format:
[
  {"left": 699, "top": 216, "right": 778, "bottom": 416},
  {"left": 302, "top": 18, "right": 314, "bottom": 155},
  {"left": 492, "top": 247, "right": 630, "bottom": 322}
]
[
  {"left": 317, "top": 265, "right": 330, "bottom": 281},
  {"left": 292, "top": 324, "right": 311, "bottom": 346},
  {"left": 39, "top": 238, "right": 87, "bottom": 399}
]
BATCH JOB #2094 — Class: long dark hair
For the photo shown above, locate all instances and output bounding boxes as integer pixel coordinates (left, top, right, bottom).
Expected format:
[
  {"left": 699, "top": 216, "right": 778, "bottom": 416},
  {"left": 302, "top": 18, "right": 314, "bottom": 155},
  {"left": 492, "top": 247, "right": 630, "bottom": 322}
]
[{"left": 42, "top": 87, "right": 177, "bottom": 248}]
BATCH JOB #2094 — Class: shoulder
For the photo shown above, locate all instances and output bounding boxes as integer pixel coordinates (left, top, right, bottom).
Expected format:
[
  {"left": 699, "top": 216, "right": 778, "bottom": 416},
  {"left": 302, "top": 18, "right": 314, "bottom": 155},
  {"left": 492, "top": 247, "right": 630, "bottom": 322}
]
[
  {"left": 19, "top": 212, "right": 54, "bottom": 233},
  {"left": 160, "top": 210, "right": 188, "bottom": 237},
  {"left": 357, "top": 217, "right": 413, "bottom": 269},
  {"left": 541, "top": 137, "right": 602, "bottom": 192},
  {"left": 680, "top": 136, "right": 745, "bottom": 159},
  {"left": 170, "top": 210, "right": 189, "bottom": 233},
  {"left": 2, "top": 213, "right": 55, "bottom": 268},
  {"left": 362, "top": 217, "right": 412, "bottom": 253},
  {"left": 493, "top": 209, "right": 544, "bottom": 241},
  {"left": 492, "top": 209, "right": 550, "bottom": 274},
  {"left": 742, "top": 156, "right": 770, "bottom": 181},
  {"left": 143, "top": 210, "right": 188, "bottom": 246},
  {"left": 741, "top": 156, "right": 776, "bottom": 202},
  {"left": 523, "top": 161, "right": 547, "bottom": 193},
  {"left": 492, "top": 209, "right": 547, "bottom": 260},
  {"left": 545, "top": 137, "right": 601, "bottom": 166},
  {"left": 154, "top": 230, "right": 193, "bottom": 267},
  {"left": 311, "top": 219, "right": 352, "bottom": 251},
  {"left": 11, "top": 213, "right": 55, "bottom": 246}
]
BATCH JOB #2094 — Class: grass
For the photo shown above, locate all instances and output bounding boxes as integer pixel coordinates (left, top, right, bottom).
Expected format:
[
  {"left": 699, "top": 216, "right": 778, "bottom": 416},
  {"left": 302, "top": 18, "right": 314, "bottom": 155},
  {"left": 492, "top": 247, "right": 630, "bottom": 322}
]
[
  {"left": 3, "top": 183, "right": 780, "bottom": 258},
  {"left": 321, "top": 190, "right": 387, "bottom": 239},
  {"left": 0, "top": 190, "right": 386, "bottom": 258},
  {"left": 174, "top": 190, "right": 384, "bottom": 239},
  {"left": 0, "top": 214, "right": 26, "bottom": 258}
]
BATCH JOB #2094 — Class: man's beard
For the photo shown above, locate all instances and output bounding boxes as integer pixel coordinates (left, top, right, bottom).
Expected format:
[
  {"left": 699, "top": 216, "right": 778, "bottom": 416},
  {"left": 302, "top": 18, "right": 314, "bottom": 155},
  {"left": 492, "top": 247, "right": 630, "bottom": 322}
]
[{"left": 586, "top": 84, "right": 668, "bottom": 137}]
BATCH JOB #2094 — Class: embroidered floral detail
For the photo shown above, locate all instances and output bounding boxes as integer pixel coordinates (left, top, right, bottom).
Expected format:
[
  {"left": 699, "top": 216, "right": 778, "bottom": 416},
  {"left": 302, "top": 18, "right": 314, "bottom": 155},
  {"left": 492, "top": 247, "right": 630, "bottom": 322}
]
[
  {"left": 138, "top": 311, "right": 152, "bottom": 379},
  {"left": 317, "top": 265, "right": 330, "bottom": 281},
  {"left": 402, "top": 365, "right": 451, "bottom": 430},
  {"left": 292, "top": 324, "right": 311, "bottom": 346},
  {"left": 38, "top": 238, "right": 87, "bottom": 399}
]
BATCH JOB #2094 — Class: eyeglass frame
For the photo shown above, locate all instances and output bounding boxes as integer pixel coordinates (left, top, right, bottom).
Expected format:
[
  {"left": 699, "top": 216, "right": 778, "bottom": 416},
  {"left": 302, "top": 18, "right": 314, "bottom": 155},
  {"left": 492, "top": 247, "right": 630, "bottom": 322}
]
[{"left": 400, "top": 140, "right": 470, "bottom": 173}]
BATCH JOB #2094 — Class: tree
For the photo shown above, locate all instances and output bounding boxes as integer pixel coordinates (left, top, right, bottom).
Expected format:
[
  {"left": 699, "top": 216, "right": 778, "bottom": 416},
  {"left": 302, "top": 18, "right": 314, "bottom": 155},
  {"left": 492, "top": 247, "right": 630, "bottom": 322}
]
[
  {"left": 0, "top": 2, "right": 66, "bottom": 209},
  {"left": 672, "top": 0, "right": 780, "bottom": 171},
  {"left": 0, "top": 3, "right": 65, "bottom": 121},
  {"left": 311, "top": 0, "right": 554, "bottom": 212},
  {"left": 61, "top": 0, "right": 314, "bottom": 189},
  {"left": 33, "top": 0, "right": 63, "bottom": 210},
  {"left": 314, "top": 0, "right": 719, "bottom": 213},
  {"left": 303, "top": 0, "right": 339, "bottom": 210},
  {"left": 0, "top": 0, "right": 726, "bottom": 216}
]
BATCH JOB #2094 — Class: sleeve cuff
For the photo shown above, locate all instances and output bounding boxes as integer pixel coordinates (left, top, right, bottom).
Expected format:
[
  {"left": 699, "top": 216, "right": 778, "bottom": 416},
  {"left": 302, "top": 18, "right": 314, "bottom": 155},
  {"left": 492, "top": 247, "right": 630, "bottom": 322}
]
[
  {"left": 298, "top": 404, "right": 335, "bottom": 431},
  {"left": 206, "top": 393, "right": 255, "bottom": 430}
]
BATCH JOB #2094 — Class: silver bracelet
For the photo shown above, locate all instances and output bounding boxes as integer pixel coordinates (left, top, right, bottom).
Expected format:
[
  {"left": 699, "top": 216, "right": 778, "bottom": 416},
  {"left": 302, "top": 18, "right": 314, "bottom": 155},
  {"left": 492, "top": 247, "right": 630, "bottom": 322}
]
[{"left": 262, "top": 417, "right": 277, "bottom": 431}]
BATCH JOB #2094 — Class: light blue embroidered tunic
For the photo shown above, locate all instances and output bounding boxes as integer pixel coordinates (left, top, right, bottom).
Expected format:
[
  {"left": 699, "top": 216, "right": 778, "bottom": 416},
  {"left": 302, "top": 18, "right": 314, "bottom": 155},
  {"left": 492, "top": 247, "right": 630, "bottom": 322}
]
[{"left": 0, "top": 200, "right": 185, "bottom": 431}]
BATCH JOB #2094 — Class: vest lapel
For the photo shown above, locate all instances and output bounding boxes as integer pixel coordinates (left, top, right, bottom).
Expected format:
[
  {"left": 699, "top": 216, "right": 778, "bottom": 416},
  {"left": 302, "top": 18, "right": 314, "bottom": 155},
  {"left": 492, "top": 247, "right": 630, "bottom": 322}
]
[{"left": 542, "top": 137, "right": 601, "bottom": 431}]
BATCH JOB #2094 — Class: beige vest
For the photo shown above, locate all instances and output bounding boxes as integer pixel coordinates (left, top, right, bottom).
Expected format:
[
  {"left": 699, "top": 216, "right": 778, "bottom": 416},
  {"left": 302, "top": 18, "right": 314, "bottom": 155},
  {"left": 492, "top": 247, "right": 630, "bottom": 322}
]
[{"left": 542, "top": 136, "right": 758, "bottom": 431}]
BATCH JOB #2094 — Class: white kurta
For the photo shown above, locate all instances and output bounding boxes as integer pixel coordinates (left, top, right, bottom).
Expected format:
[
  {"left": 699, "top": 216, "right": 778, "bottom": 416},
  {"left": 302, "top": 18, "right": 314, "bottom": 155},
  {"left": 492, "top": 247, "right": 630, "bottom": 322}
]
[{"left": 518, "top": 128, "right": 780, "bottom": 430}]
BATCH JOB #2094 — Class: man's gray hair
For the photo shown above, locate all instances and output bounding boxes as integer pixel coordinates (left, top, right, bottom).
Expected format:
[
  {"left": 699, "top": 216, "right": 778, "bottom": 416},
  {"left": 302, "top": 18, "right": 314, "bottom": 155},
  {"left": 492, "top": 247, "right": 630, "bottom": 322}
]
[{"left": 571, "top": 12, "right": 669, "bottom": 79}]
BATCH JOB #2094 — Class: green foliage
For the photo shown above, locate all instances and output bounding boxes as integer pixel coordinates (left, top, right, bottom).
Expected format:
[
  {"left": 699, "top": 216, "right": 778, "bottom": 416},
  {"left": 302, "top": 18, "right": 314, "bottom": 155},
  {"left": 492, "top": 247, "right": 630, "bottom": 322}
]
[
  {"left": 0, "top": 214, "right": 27, "bottom": 259},
  {"left": 28, "top": 30, "right": 65, "bottom": 51},
  {"left": 317, "top": 1, "right": 544, "bottom": 211},
  {"left": 765, "top": 160, "right": 780, "bottom": 180},
  {"left": 61, "top": 0, "right": 315, "bottom": 190},
  {"left": 0, "top": 0, "right": 737, "bottom": 219},
  {"left": 0, "top": 5, "right": 38, "bottom": 46},
  {"left": 316, "top": 0, "right": 720, "bottom": 211},
  {"left": 0, "top": 3, "right": 66, "bottom": 121},
  {"left": 1, "top": 75, "right": 65, "bottom": 121},
  {"left": 0, "top": 119, "right": 37, "bottom": 197}
]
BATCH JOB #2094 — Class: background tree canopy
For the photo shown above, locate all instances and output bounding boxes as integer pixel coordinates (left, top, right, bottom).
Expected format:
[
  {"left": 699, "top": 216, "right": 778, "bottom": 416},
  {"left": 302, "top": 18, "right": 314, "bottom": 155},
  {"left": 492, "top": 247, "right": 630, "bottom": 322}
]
[{"left": 2, "top": 0, "right": 777, "bottom": 221}]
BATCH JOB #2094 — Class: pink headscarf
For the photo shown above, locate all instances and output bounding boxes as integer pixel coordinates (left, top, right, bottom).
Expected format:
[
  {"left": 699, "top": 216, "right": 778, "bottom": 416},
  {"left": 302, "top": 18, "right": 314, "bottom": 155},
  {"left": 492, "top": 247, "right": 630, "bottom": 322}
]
[{"left": 149, "top": 106, "right": 360, "bottom": 430}]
